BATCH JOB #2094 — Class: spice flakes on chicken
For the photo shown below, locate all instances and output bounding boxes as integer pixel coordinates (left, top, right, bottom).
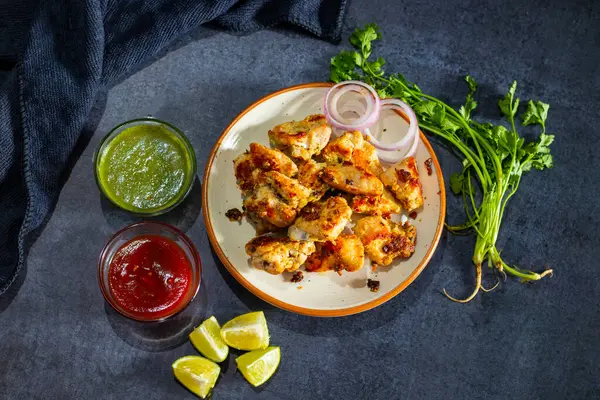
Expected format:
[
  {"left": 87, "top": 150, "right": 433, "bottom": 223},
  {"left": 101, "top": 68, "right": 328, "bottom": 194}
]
[{"left": 232, "top": 114, "right": 423, "bottom": 277}]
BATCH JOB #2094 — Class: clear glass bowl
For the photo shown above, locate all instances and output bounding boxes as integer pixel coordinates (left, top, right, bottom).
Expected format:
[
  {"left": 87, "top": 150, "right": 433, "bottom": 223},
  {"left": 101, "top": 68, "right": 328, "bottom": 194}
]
[
  {"left": 93, "top": 117, "right": 197, "bottom": 216},
  {"left": 98, "top": 221, "right": 201, "bottom": 322}
]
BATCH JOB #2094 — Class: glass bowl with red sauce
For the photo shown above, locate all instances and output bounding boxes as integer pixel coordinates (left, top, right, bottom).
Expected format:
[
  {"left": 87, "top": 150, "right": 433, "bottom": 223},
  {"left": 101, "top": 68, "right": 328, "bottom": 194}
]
[{"left": 98, "top": 221, "right": 201, "bottom": 322}]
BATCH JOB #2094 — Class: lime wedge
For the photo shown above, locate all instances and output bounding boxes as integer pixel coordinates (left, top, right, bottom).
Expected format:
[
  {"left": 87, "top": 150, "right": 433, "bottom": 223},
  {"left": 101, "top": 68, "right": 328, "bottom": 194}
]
[
  {"left": 235, "top": 346, "right": 281, "bottom": 387},
  {"left": 172, "top": 356, "right": 220, "bottom": 399},
  {"left": 220, "top": 311, "right": 270, "bottom": 351},
  {"left": 189, "top": 316, "right": 229, "bottom": 362}
]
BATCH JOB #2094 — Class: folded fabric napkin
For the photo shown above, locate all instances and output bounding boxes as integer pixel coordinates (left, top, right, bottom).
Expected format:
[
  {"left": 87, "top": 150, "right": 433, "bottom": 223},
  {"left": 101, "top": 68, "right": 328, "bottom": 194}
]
[{"left": 0, "top": 0, "right": 348, "bottom": 295}]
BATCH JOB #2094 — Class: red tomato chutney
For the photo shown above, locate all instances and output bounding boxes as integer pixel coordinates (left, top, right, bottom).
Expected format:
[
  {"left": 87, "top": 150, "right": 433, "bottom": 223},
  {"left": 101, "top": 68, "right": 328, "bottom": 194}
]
[{"left": 108, "top": 234, "right": 192, "bottom": 320}]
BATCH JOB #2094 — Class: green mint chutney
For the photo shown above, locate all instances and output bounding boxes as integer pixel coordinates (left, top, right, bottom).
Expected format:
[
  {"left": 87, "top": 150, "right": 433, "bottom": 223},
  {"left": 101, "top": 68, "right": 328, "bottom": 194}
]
[{"left": 95, "top": 119, "right": 196, "bottom": 215}]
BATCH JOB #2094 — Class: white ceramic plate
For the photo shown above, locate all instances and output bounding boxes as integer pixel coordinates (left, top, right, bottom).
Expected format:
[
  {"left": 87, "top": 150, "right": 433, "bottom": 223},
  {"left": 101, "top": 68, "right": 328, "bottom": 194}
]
[{"left": 202, "top": 83, "right": 446, "bottom": 317}]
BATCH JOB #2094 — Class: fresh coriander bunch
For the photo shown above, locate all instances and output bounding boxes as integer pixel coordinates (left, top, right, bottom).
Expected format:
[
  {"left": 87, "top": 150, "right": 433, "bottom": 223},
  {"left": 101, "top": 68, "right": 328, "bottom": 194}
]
[{"left": 331, "top": 23, "right": 554, "bottom": 302}]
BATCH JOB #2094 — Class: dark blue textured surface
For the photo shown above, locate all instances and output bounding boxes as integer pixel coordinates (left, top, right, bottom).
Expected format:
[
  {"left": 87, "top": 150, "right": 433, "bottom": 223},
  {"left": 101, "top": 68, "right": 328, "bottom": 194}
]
[{"left": 1, "top": 0, "right": 599, "bottom": 399}]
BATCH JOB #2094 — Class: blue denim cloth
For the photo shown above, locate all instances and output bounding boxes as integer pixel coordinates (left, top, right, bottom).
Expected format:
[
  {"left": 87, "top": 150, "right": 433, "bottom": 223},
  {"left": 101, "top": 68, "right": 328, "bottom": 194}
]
[{"left": 0, "top": 0, "right": 347, "bottom": 295}]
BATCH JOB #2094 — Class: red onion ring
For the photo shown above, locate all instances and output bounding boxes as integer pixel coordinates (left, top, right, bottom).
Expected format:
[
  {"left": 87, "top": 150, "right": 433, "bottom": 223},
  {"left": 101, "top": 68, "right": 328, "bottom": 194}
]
[
  {"left": 372, "top": 126, "right": 420, "bottom": 163},
  {"left": 324, "top": 81, "right": 380, "bottom": 131},
  {"left": 365, "top": 98, "right": 418, "bottom": 152},
  {"left": 324, "top": 81, "right": 420, "bottom": 164}
]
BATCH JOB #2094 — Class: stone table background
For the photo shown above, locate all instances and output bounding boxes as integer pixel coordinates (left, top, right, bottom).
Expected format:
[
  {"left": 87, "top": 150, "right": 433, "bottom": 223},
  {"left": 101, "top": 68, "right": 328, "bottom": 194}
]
[{"left": 1, "top": 0, "right": 599, "bottom": 399}]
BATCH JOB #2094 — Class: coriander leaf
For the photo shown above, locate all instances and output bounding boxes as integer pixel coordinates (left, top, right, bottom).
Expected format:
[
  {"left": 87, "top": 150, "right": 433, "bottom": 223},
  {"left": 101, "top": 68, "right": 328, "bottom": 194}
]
[
  {"left": 522, "top": 133, "right": 555, "bottom": 155},
  {"left": 388, "top": 80, "right": 407, "bottom": 99},
  {"left": 494, "top": 125, "right": 516, "bottom": 152},
  {"left": 517, "top": 137, "right": 525, "bottom": 151},
  {"left": 389, "top": 73, "right": 408, "bottom": 87},
  {"left": 465, "top": 75, "right": 478, "bottom": 93},
  {"left": 533, "top": 154, "right": 553, "bottom": 169},
  {"left": 377, "top": 88, "right": 390, "bottom": 98},
  {"left": 459, "top": 101, "right": 477, "bottom": 120},
  {"left": 520, "top": 133, "right": 555, "bottom": 172},
  {"left": 331, "top": 51, "right": 361, "bottom": 68},
  {"left": 413, "top": 101, "right": 449, "bottom": 128},
  {"left": 330, "top": 66, "right": 356, "bottom": 83},
  {"left": 522, "top": 153, "right": 553, "bottom": 172},
  {"left": 474, "top": 124, "right": 510, "bottom": 163},
  {"left": 414, "top": 101, "right": 460, "bottom": 134},
  {"left": 365, "top": 56, "right": 386, "bottom": 76},
  {"left": 450, "top": 172, "right": 464, "bottom": 195},
  {"left": 507, "top": 169, "right": 522, "bottom": 186},
  {"left": 460, "top": 76, "right": 478, "bottom": 120},
  {"left": 498, "top": 95, "right": 511, "bottom": 118},
  {"left": 349, "top": 23, "right": 381, "bottom": 57},
  {"left": 432, "top": 103, "right": 446, "bottom": 126},
  {"left": 521, "top": 100, "right": 550, "bottom": 129},
  {"left": 440, "top": 118, "right": 461, "bottom": 133},
  {"left": 521, "top": 162, "right": 532, "bottom": 172},
  {"left": 330, "top": 51, "right": 361, "bottom": 82},
  {"left": 387, "top": 74, "right": 418, "bottom": 101},
  {"left": 487, "top": 125, "right": 505, "bottom": 149},
  {"left": 389, "top": 73, "right": 420, "bottom": 94},
  {"left": 499, "top": 81, "right": 520, "bottom": 119},
  {"left": 413, "top": 101, "right": 437, "bottom": 119},
  {"left": 539, "top": 133, "right": 554, "bottom": 148},
  {"left": 513, "top": 97, "right": 520, "bottom": 116}
]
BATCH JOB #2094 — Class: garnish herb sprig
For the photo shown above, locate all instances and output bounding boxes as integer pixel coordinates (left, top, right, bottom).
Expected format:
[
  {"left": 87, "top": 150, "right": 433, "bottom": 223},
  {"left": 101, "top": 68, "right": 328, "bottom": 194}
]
[{"left": 331, "top": 24, "right": 554, "bottom": 302}]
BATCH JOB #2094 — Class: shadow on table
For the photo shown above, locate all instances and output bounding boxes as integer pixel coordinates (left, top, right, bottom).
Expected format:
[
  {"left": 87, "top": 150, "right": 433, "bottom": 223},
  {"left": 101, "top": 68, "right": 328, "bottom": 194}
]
[
  {"left": 210, "top": 234, "right": 441, "bottom": 337},
  {"left": 0, "top": 90, "right": 110, "bottom": 313},
  {"left": 0, "top": 263, "right": 27, "bottom": 315},
  {"left": 104, "top": 279, "right": 209, "bottom": 352},
  {"left": 100, "top": 175, "right": 202, "bottom": 233},
  {"left": 210, "top": 246, "right": 276, "bottom": 312}
]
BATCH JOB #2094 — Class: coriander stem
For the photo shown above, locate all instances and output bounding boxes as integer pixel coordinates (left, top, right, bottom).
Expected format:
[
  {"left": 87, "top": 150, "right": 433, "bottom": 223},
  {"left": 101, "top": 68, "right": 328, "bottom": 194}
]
[
  {"left": 420, "top": 92, "right": 490, "bottom": 180},
  {"left": 445, "top": 219, "right": 479, "bottom": 232},
  {"left": 489, "top": 248, "right": 553, "bottom": 282},
  {"left": 419, "top": 123, "right": 488, "bottom": 188},
  {"left": 466, "top": 169, "right": 480, "bottom": 220}
]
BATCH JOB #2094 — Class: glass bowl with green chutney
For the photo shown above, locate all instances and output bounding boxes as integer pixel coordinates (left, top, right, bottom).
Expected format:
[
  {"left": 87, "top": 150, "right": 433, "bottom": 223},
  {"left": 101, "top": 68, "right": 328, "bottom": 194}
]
[{"left": 94, "top": 117, "right": 196, "bottom": 216}]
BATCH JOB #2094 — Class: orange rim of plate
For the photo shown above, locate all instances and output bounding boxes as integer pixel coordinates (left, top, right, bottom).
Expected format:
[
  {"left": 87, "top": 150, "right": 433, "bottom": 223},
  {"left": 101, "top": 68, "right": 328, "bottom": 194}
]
[{"left": 202, "top": 82, "right": 446, "bottom": 317}]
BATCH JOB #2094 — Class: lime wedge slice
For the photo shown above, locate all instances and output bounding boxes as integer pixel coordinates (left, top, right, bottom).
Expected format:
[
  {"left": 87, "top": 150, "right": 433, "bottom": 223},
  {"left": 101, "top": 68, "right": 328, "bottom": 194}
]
[
  {"left": 235, "top": 346, "right": 281, "bottom": 387},
  {"left": 220, "top": 311, "right": 270, "bottom": 351},
  {"left": 189, "top": 316, "right": 229, "bottom": 362},
  {"left": 172, "top": 356, "right": 220, "bottom": 399}
]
